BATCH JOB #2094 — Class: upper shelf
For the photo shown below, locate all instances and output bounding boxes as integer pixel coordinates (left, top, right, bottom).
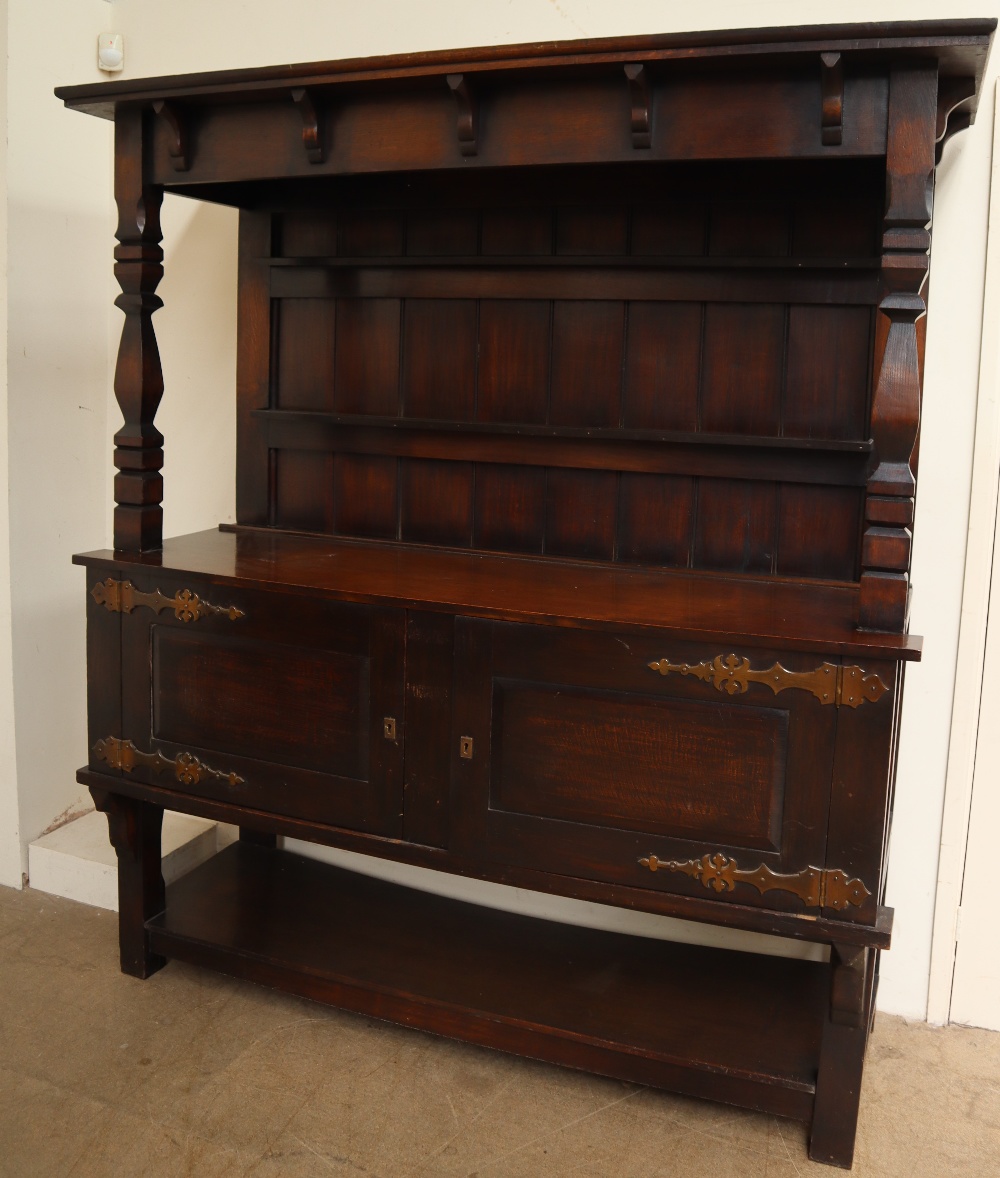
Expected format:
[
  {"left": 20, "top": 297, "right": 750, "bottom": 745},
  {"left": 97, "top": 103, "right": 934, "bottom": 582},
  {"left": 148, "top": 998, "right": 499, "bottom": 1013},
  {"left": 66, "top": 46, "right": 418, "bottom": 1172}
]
[
  {"left": 73, "top": 527, "right": 922, "bottom": 660},
  {"left": 56, "top": 20, "right": 995, "bottom": 116},
  {"left": 54, "top": 21, "right": 995, "bottom": 187}
]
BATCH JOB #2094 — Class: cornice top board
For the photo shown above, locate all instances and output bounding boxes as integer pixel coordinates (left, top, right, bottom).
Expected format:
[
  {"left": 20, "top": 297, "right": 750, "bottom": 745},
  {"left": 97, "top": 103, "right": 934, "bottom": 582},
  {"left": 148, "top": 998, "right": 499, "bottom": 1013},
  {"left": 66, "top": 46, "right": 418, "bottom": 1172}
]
[{"left": 56, "top": 18, "right": 995, "bottom": 121}]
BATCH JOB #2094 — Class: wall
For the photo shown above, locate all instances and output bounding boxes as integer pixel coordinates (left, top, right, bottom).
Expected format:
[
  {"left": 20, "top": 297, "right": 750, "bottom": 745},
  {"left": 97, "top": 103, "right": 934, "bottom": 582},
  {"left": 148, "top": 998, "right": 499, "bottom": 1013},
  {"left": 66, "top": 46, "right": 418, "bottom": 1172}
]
[
  {"left": 0, "top": 0, "right": 20, "bottom": 889},
  {"left": 38, "top": 0, "right": 999, "bottom": 1019},
  {"left": 1, "top": 1, "right": 113, "bottom": 883}
]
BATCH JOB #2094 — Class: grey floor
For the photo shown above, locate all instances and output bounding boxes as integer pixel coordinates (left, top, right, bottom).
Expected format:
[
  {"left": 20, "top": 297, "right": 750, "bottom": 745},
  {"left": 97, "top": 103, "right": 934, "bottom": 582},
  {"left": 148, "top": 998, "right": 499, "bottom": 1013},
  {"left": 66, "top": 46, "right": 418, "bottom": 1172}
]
[{"left": 1, "top": 884, "right": 998, "bottom": 1177}]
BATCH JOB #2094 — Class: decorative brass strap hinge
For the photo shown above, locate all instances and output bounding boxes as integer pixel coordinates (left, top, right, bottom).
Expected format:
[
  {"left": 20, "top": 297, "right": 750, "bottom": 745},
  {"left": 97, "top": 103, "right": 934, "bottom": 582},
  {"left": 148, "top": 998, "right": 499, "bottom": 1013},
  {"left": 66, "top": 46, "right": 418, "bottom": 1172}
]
[
  {"left": 91, "top": 578, "right": 245, "bottom": 623},
  {"left": 647, "top": 652, "right": 887, "bottom": 708},
  {"left": 638, "top": 851, "right": 871, "bottom": 911},
  {"left": 92, "top": 736, "right": 244, "bottom": 789}
]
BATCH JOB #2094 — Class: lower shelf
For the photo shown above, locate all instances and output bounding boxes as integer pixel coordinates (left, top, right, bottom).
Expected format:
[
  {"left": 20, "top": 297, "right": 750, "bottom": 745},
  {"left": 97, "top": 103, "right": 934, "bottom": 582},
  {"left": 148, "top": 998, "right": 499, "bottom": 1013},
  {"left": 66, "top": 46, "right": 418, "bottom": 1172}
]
[{"left": 148, "top": 842, "right": 828, "bottom": 1122}]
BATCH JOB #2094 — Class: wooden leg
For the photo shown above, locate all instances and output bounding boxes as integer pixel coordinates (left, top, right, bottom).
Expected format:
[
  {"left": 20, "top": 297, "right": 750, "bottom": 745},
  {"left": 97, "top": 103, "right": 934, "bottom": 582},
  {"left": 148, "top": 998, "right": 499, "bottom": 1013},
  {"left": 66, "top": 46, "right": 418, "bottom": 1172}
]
[
  {"left": 239, "top": 828, "right": 277, "bottom": 848},
  {"left": 90, "top": 787, "right": 166, "bottom": 979},
  {"left": 809, "top": 946, "right": 877, "bottom": 1168}
]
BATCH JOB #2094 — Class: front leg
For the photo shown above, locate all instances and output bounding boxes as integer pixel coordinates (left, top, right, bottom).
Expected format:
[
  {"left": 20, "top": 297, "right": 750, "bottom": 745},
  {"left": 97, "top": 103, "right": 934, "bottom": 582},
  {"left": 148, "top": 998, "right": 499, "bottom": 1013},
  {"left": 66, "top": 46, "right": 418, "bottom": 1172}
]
[{"left": 90, "top": 787, "right": 166, "bottom": 978}]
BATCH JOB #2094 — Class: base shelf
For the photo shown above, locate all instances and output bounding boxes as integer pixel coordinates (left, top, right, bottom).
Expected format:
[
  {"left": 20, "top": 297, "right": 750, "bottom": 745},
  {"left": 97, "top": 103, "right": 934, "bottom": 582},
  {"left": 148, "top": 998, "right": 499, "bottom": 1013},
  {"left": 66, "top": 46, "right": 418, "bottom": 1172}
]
[{"left": 148, "top": 842, "right": 828, "bottom": 1122}]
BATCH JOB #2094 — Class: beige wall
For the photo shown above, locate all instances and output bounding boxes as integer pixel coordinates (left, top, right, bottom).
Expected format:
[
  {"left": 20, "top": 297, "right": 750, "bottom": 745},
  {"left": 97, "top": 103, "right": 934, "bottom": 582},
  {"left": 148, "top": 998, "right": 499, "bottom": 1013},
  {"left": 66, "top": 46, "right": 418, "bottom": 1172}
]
[
  {"left": 0, "top": 0, "right": 19, "bottom": 888},
  {"left": 0, "top": 1, "right": 112, "bottom": 887},
  {"left": 11, "top": 0, "right": 997, "bottom": 1019}
]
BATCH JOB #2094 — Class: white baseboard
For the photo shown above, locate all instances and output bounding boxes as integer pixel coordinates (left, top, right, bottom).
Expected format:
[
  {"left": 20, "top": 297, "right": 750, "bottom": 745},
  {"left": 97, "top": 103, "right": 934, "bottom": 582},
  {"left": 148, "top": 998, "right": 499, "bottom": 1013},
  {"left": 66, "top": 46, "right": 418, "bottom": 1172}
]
[{"left": 28, "top": 810, "right": 234, "bottom": 911}]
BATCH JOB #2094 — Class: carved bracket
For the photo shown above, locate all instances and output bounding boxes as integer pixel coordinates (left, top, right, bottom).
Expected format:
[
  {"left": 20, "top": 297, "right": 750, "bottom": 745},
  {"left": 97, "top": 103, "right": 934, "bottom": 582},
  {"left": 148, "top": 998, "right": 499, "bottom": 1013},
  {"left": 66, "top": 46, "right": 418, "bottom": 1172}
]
[
  {"left": 638, "top": 852, "right": 871, "bottom": 911},
  {"left": 291, "top": 87, "right": 325, "bottom": 164},
  {"left": 936, "top": 76, "right": 978, "bottom": 161},
  {"left": 624, "top": 63, "right": 652, "bottom": 149},
  {"left": 820, "top": 52, "right": 844, "bottom": 146},
  {"left": 93, "top": 735, "right": 244, "bottom": 789},
  {"left": 91, "top": 578, "right": 245, "bottom": 622},
  {"left": 446, "top": 74, "right": 478, "bottom": 156},
  {"left": 647, "top": 653, "right": 887, "bottom": 708},
  {"left": 151, "top": 100, "right": 190, "bottom": 171}
]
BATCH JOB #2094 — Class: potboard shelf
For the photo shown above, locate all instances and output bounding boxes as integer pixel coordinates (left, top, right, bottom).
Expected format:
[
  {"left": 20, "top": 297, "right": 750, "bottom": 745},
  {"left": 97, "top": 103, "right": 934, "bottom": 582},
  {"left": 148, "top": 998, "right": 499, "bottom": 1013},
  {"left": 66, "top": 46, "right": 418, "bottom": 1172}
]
[{"left": 148, "top": 842, "right": 827, "bottom": 1120}]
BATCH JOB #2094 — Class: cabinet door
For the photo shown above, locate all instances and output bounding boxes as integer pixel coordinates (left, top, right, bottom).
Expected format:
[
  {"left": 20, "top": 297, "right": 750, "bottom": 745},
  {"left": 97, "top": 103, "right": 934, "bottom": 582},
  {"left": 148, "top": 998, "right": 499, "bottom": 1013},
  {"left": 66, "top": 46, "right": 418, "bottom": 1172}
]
[
  {"left": 451, "top": 619, "right": 850, "bottom": 918},
  {"left": 104, "top": 571, "right": 404, "bottom": 837}
]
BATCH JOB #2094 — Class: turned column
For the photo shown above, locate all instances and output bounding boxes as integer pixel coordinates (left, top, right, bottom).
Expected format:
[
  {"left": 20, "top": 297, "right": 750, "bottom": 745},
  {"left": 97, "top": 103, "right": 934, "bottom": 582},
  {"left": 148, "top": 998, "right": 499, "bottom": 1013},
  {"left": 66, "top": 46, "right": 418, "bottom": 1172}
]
[
  {"left": 112, "top": 105, "right": 165, "bottom": 553},
  {"left": 859, "top": 67, "right": 937, "bottom": 631}
]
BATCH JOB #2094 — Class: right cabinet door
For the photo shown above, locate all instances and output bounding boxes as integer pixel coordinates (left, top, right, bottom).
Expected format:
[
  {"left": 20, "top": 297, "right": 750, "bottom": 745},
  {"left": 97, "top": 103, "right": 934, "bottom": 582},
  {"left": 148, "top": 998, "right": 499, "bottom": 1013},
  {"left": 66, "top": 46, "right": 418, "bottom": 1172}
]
[{"left": 451, "top": 618, "right": 889, "bottom": 922}]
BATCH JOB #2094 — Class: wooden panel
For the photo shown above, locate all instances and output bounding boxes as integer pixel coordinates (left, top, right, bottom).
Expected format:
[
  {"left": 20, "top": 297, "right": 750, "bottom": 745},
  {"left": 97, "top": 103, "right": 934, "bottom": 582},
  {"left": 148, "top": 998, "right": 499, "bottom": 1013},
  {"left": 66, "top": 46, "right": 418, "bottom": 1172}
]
[
  {"left": 332, "top": 299, "right": 400, "bottom": 415},
  {"left": 406, "top": 208, "right": 478, "bottom": 255},
  {"left": 550, "top": 301, "right": 624, "bottom": 426},
  {"left": 556, "top": 206, "right": 628, "bottom": 254},
  {"left": 274, "top": 450, "right": 333, "bottom": 532},
  {"left": 631, "top": 204, "right": 706, "bottom": 256},
  {"left": 492, "top": 682, "right": 787, "bottom": 850},
  {"left": 778, "top": 485, "right": 862, "bottom": 582},
  {"left": 338, "top": 208, "right": 403, "bottom": 255},
  {"left": 695, "top": 479, "right": 776, "bottom": 573},
  {"left": 279, "top": 210, "right": 338, "bottom": 257},
  {"left": 546, "top": 469, "right": 617, "bottom": 560},
  {"left": 793, "top": 200, "right": 880, "bottom": 258},
  {"left": 275, "top": 299, "right": 335, "bottom": 410},
  {"left": 402, "top": 611, "right": 454, "bottom": 848},
  {"left": 474, "top": 464, "right": 545, "bottom": 554},
  {"left": 402, "top": 299, "right": 477, "bottom": 420},
  {"left": 400, "top": 459, "right": 473, "bottom": 546},
  {"left": 478, "top": 300, "right": 550, "bottom": 424},
  {"left": 702, "top": 304, "right": 785, "bottom": 434},
  {"left": 481, "top": 208, "right": 552, "bottom": 255},
  {"left": 785, "top": 306, "right": 871, "bottom": 439},
  {"left": 272, "top": 264, "right": 877, "bottom": 306},
  {"left": 618, "top": 473, "right": 694, "bottom": 567},
  {"left": 710, "top": 203, "right": 790, "bottom": 256},
  {"left": 153, "top": 629, "right": 368, "bottom": 777},
  {"left": 333, "top": 454, "right": 398, "bottom": 539},
  {"left": 624, "top": 302, "right": 701, "bottom": 430}
]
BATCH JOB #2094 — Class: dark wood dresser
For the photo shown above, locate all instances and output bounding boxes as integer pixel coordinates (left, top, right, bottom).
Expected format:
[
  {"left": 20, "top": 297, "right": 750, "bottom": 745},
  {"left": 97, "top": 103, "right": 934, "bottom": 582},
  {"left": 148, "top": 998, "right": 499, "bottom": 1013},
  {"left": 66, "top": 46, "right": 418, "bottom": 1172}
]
[{"left": 57, "top": 20, "right": 993, "bottom": 1168}]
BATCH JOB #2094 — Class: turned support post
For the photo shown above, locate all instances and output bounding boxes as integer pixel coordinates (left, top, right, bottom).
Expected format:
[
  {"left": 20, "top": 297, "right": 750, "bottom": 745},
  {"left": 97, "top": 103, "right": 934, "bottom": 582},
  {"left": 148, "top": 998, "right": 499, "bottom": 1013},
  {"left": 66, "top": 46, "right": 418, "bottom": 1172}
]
[
  {"left": 113, "top": 106, "right": 165, "bottom": 553},
  {"left": 90, "top": 787, "right": 166, "bottom": 978},
  {"left": 859, "top": 66, "right": 937, "bottom": 631}
]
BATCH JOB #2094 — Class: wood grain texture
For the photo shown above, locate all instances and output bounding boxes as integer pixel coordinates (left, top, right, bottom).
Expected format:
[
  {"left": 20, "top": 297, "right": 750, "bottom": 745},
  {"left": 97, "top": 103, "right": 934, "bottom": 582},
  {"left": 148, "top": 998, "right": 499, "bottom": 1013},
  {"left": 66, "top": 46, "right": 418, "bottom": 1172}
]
[{"left": 64, "top": 23, "right": 990, "bottom": 1169}]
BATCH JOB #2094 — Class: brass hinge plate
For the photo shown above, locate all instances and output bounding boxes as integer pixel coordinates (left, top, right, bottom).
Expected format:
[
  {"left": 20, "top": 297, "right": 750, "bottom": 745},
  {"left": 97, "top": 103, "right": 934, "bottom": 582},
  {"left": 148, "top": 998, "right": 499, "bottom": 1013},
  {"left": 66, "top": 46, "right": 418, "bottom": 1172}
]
[
  {"left": 92, "top": 735, "right": 244, "bottom": 789},
  {"left": 91, "top": 578, "right": 245, "bottom": 623},
  {"left": 647, "top": 652, "right": 888, "bottom": 708},
  {"left": 638, "top": 851, "right": 871, "bottom": 911}
]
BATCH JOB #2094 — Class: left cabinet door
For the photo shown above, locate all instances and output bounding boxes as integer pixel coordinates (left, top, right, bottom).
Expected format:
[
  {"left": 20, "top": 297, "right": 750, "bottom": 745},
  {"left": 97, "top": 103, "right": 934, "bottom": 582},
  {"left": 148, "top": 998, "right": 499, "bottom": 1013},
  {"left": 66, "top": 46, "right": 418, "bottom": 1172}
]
[{"left": 89, "top": 570, "right": 405, "bottom": 837}]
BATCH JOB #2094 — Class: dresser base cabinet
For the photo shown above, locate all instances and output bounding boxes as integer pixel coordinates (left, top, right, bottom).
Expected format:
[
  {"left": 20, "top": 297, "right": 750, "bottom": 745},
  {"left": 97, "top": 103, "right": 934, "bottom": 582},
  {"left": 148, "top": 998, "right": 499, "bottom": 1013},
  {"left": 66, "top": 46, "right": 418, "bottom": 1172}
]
[{"left": 58, "top": 19, "right": 996, "bottom": 1172}]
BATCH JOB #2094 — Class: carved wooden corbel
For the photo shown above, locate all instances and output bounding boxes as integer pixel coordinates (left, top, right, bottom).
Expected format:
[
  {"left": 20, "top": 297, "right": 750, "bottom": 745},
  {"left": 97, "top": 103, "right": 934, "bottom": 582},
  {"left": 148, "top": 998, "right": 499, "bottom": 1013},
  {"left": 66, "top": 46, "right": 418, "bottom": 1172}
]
[
  {"left": 151, "top": 99, "right": 190, "bottom": 171},
  {"left": 446, "top": 73, "right": 478, "bottom": 156},
  {"left": 935, "top": 76, "right": 978, "bottom": 161},
  {"left": 624, "top": 63, "right": 652, "bottom": 149},
  {"left": 291, "top": 87, "right": 325, "bottom": 164},
  {"left": 820, "top": 52, "right": 844, "bottom": 146}
]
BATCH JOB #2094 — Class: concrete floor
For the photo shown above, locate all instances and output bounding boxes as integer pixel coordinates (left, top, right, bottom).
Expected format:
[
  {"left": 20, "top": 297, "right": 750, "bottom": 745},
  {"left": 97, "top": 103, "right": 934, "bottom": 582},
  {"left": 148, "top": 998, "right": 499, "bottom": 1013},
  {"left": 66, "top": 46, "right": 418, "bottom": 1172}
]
[{"left": 1, "top": 885, "right": 998, "bottom": 1178}]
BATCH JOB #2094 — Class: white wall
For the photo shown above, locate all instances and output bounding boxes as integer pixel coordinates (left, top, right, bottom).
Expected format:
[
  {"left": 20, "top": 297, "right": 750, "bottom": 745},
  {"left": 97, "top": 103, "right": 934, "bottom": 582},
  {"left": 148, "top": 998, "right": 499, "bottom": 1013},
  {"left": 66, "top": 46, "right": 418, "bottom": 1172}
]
[
  {"left": 31, "top": 0, "right": 999, "bottom": 1018},
  {"left": 1, "top": 1, "right": 113, "bottom": 883},
  {"left": 0, "top": 0, "right": 20, "bottom": 889}
]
